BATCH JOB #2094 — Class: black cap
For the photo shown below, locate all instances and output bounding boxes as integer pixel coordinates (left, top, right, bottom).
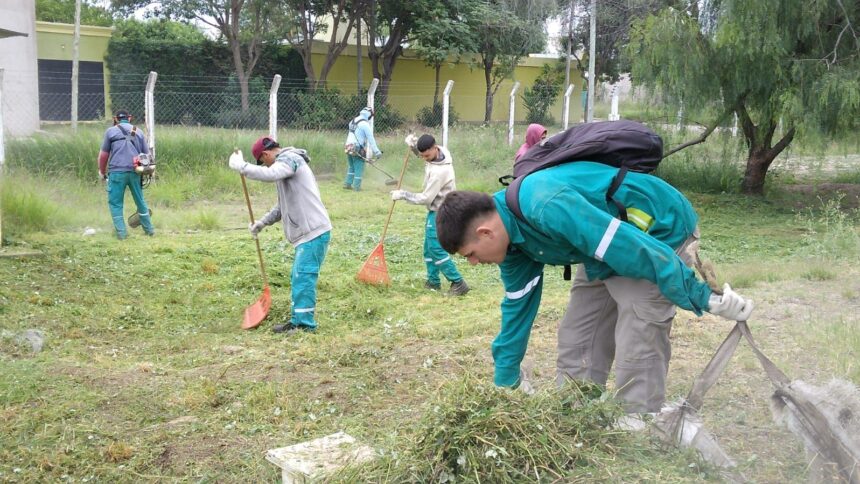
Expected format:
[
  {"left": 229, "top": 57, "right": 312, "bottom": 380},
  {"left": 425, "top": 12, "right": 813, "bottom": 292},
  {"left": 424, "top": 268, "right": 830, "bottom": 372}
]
[{"left": 114, "top": 110, "right": 130, "bottom": 120}]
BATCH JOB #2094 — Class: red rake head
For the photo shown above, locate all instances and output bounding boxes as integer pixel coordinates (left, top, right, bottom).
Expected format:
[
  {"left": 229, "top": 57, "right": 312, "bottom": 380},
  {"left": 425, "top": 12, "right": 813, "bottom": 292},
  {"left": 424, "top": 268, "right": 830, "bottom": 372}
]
[
  {"left": 241, "top": 285, "right": 271, "bottom": 330},
  {"left": 356, "top": 243, "right": 390, "bottom": 286}
]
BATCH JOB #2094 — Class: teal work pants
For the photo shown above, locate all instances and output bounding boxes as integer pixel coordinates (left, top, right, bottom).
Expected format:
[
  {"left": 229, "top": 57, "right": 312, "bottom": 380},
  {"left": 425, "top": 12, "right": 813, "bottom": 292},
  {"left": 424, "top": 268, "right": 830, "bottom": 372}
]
[
  {"left": 343, "top": 154, "right": 365, "bottom": 191},
  {"left": 107, "top": 171, "right": 153, "bottom": 239},
  {"left": 423, "top": 211, "right": 463, "bottom": 286},
  {"left": 291, "top": 231, "right": 331, "bottom": 329}
]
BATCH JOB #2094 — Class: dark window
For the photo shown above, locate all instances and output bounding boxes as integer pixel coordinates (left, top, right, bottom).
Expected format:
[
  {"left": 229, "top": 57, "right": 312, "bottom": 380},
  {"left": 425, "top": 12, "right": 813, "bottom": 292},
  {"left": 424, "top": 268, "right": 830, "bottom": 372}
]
[{"left": 38, "top": 59, "right": 105, "bottom": 121}]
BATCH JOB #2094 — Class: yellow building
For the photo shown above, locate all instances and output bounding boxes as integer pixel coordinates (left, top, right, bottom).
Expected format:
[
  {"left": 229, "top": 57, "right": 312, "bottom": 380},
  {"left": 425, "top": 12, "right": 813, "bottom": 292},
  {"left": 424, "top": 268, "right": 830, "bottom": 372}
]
[
  {"left": 309, "top": 40, "right": 584, "bottom": 125},
  {"left": 35, "top": 21, "right": 113, "bottom": 121}
]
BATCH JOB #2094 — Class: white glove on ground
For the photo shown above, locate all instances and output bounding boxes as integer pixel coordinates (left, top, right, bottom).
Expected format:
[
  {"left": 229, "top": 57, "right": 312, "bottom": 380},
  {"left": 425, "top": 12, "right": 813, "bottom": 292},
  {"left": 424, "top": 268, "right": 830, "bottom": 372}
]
[
  {"left": 708, "top": 283, "right": 754, "bottom": 321},
  {"left": 228, "top": 150, "right": 248, "bottom": 172},
  {"left": 248, "top": 221, "right": 265, "bottom": 239},
  {"left": 404, "top": 134, "right": 418, "bottom": 148},
  {"left": 390, "top": 190, "right": 407, "bottom": 201},
  {"left": 517, "top": 369, "right": 536, "bottom": 396}
]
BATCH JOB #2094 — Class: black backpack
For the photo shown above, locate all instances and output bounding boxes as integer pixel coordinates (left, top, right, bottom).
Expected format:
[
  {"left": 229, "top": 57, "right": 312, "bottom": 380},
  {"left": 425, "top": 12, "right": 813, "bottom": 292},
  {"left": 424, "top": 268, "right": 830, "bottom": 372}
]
[{"left": 500, "top": 120, "right": 664, "bottom": 279}]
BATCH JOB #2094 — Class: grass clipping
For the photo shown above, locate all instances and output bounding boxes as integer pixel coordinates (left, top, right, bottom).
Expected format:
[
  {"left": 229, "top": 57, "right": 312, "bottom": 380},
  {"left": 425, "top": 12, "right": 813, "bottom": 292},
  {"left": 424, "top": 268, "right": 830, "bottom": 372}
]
[{"left": 337, "top": 377, "right": 654, "bottom": 482}]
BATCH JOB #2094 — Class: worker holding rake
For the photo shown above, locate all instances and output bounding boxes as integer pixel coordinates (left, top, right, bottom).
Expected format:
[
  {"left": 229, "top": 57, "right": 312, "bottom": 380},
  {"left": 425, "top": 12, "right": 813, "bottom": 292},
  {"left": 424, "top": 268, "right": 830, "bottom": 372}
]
[
  {"left": 435, "top": 169, "right": 753, "bottom": 415},
  {"left": 390, "top": 134, "right": 470, "bottom": 296},
  {"left": 228, "top": 136, "right": 332, "bottom": 334}
]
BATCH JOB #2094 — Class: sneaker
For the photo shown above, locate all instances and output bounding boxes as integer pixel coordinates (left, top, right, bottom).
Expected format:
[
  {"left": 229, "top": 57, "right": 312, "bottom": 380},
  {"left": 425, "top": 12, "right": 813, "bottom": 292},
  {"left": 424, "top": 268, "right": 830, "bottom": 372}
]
[
  {"left": 424, "top": 281, "right": 442, "bottom": 291},
  {"left": 447, "top": 280, "right": 470, "bottom": 296},
  {"left": 342, "top": 185, "right": 352, "bottom": 190},
  {"left": 272, "top": 323, "right": 315, "bottom": 335}
]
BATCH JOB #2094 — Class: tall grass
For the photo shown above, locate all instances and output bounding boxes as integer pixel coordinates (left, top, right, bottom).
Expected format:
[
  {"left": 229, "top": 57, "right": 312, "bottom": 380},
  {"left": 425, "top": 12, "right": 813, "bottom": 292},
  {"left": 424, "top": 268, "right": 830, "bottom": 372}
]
[{"left": 1, "top": 177, "right": 58, "bottom": 237}]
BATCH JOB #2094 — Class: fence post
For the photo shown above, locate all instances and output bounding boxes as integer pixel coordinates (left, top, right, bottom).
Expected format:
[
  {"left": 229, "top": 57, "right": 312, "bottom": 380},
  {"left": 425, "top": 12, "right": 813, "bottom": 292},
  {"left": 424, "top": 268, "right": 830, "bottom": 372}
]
[
  {"left": 145, "top": 71, "right": 157, "bottom": 163},
  {"left": 71, "top": 0, "right": 81, "bottom": 131},
  {"left": 0, "top": 69, "right": 5, "bottom": 246},
  {"left": 269, "top": 74, "right": 282, "bottom": 139},
  {"left": 367, "top": 78, "right": 379, "bottom": 131},
  {"left": 562, "top": 83, "right": 574, "bottom": 130},
  {"left": 442, "top": 80, "right": 454, "bottom": 147},
  {"left": 732, "top": 112, "right": 738, "bottom": 137},
  {"left": 508, "top": 81, "right": 520, "bottom": 146},
  {"left": 608, "top": 87, "right": 620, "bottom": 121}
]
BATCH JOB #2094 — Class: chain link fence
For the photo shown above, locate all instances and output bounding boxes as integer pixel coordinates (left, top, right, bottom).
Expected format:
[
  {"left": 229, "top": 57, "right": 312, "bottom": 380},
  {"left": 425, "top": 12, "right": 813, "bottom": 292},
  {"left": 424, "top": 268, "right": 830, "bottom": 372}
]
[{"left": 102, "top": 74, "right": 581, "bottom": 134}]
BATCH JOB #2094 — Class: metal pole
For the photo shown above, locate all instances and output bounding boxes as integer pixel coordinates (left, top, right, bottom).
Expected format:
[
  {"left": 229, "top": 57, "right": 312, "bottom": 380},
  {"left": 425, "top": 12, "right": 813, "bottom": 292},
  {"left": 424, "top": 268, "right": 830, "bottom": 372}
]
[
  {"left": 71, "top": 0, "right": 81, "bottom": 130},
  {"left": 609, "top": 86, "right": 619, "bottom": 121},
  {"left": 508, "top": 81, "right": 520, "bottom": 146},
  {"left": 145, "top": 71, "right": 157, "bottom": 162},
  {"left": 268, "top": 74, "right": 282, "bottom": 139},
  {"left": 564, "top": 0, "right": 573, "bottom": 90},
  {"left": 0, "top": 69, "right": 5, "bottom": 246},
  {"left": 562, "top": 83, "right": 574, "bottom": 129},
  {"left": 356, "top": 15, "right": 363, "bottom": 92},
  {"left": 367, "top": 78, "right": 379, "bottom": 130},
  {"left": 442, "top": 80, "right": 454, "bottom": 147},
  {"left": 587, "top": 0, "right": 596, "bottom": 123}
]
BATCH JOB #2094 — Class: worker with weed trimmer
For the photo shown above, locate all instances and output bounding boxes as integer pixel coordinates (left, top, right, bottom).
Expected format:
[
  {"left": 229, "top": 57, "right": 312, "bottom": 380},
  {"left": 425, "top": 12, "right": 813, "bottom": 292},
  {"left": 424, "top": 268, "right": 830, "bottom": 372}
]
[
  {"left": 390, "top": 134, "right": 470, "bottom": 296},
  {"left": 97, "top": 109, "right": 155, "bottom": 239},
  {"left": 343, "top": 107, "right": 382, "bottom": 191},
  {"left": 435, "top": 169, "right": 753, "bottom": 415},
  {"left": 228, "top": 136, "right": 332, "bottom": 334}
]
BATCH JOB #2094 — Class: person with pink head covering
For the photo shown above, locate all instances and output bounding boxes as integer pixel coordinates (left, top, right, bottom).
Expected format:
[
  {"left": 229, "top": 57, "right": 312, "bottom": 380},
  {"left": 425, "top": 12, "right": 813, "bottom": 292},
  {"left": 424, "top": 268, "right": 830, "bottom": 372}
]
[{"left": 514, "top": 123, "right": 548, "bottom": 162}]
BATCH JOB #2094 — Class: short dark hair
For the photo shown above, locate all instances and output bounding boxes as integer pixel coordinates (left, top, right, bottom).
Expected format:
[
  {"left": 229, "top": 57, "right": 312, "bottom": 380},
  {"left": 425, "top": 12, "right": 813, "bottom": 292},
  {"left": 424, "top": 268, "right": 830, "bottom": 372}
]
[
  {"left": 436, "top": 191, "right": 497, "bottom": 253},
  {"left": 416, "top": 134, "right": 436, "bottom": 153}
]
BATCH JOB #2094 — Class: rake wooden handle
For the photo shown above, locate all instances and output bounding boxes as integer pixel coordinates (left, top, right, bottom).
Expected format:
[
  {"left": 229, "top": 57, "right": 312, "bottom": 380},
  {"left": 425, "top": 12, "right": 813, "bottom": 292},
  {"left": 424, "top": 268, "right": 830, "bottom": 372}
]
[
  {"left": 378, "top": 149, "right": 411, "bottom": 243},
  {"left": 241, "top": 174, "right": 268, "bottom": 287}
]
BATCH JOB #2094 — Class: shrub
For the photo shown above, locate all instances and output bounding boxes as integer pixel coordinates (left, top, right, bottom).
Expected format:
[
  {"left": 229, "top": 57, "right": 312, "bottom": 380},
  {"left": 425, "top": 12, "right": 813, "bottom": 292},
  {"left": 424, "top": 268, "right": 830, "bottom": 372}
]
[
  {"left": 522, "top": 63, "right": 564, "bottom": 125},
  {"left": 416, "top": 102, "right": 460, "bottom": 127}
]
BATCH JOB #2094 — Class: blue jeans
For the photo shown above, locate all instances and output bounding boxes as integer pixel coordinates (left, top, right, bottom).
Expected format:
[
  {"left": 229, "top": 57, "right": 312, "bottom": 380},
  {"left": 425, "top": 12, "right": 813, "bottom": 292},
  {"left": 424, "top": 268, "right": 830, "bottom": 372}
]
[
  {"left": 107, "top": 171, "right": 153, "bottom": 238},
  {"left": 291, "top": 231, "right": 331, "bottom": 329},
  {"left": 343, "top": 154, "right": 365, "bottom": 190},
  {"left": 424, "top": 211, "right": 462, "bottom": 286}
]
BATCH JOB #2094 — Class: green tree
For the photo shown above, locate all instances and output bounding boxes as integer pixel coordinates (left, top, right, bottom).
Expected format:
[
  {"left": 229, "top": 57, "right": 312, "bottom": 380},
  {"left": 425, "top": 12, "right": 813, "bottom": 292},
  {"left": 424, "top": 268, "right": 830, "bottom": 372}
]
[
  {"left": 629, "top": 0, "right": 860, "bottom": 194},
  {"left": 560, "top": 0, "right": 670, "bottom": 85},
  {"left": 283, "top": 0, "right": 361, "bottom": 89},
  {"left": 466, "top": 0, "right": 551, "bottom": 124},
  {"left": 411, "top": 0, "right": 474, "bottom": 106},
  {"left": 37, "top": 0, "right": 114, "bottom": 26},
  {"left": 112, "top": 0, "right": 284, "bottom": 112}
]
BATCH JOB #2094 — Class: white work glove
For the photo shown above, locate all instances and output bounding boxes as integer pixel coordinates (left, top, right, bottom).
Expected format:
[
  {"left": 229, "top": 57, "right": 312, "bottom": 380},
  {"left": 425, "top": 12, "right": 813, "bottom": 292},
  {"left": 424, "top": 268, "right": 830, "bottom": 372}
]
[
  {"left": 390, "top": 190, "right": 407, "bottom": 201},
  {"left": 404, "top": 134, "right": 418, "bottom": 148},
  {"left": 228, "top": 150, "right": 248, "bottom": 172},
  {"left": 708, "top": 283, "right": 754, "bottom": 321},
  {"left": 517, "top": 369, "right": 535, "bottom": 396},
  {"left": 248, "top": 221, "right": 265, "bottom": 239}
]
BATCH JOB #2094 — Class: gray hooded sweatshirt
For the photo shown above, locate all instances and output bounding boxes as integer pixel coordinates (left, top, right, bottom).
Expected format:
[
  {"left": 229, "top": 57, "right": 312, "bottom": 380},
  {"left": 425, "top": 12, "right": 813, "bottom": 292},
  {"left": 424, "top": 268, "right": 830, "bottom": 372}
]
[{"left": 237, "top": 148, "right": 332, "bottom": 246}]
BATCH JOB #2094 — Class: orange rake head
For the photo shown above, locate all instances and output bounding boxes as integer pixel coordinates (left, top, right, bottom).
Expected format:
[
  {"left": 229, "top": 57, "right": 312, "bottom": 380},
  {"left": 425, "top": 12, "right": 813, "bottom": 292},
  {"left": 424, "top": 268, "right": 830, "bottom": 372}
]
[
  {"left": 241, "top": 285, "right": 272, "bottom": 330},
  {"left": 356, "top": 243, "right": 390, "bottom": 286}
]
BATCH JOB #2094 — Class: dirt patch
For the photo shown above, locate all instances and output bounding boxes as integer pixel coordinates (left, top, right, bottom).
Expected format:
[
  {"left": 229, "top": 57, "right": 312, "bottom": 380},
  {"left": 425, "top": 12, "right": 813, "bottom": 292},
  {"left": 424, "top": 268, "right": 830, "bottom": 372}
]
[{"left": 782, "top": 183, "right": 860, "bottom": 209}]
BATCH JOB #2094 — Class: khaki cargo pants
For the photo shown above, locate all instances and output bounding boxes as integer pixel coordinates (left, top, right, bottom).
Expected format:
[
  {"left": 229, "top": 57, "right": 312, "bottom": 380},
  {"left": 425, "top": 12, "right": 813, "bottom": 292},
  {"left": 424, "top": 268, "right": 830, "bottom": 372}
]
[{"left": 556, "top": 229, "right": 700, "bottom": 413}]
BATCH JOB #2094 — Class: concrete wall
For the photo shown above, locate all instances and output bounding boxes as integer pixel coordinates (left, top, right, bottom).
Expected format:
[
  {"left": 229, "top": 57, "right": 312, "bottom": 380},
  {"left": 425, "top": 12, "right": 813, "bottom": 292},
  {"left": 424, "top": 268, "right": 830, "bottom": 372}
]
[
  {"left": 309, "top": 42, "right": 584, "bottom": 125},
  {"left": 0, "top": 0, "right": 40, "bottom": 137}
]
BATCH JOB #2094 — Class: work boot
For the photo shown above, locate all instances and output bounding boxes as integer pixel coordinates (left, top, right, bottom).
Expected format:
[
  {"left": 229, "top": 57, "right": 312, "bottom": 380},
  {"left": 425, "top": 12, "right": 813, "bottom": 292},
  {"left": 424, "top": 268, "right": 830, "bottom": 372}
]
[
  {"left": 447, "top": 279, "right": 470, "bottom": 296},
  {"left": 272, "top": 323, "right": 315, "bottom": 335},
  {"left": 342, "top": 184, "right": 352, "bottom": 190},
  {"left": 424, "top": 281, "right": 442, "bottom": 291}
]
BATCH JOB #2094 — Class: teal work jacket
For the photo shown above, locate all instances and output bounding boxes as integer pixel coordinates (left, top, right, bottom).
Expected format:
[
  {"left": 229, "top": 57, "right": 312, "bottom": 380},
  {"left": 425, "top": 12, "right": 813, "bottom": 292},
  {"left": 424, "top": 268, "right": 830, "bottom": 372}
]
[{"left": 492, "top": 162, "right": 713, "bottom": 387}]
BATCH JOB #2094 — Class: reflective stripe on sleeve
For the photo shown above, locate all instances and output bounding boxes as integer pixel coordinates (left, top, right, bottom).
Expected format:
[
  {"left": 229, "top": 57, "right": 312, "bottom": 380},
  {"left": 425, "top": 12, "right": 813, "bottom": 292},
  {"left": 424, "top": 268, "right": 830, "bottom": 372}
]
[
  {"left": 594, "top": 218, "right": 621, "bottom": 261},
  {"left": 505, "top": 275, "right": 541, "bottom": 300},
  {"left": 626, "top": 207, "right": 654, "bottom": 232}
]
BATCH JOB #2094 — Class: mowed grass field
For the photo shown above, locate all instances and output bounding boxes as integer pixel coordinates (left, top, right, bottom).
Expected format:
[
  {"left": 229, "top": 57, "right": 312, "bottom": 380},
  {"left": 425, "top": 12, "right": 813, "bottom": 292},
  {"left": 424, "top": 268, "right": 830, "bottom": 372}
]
[{"left": 1, "top": 125, "right": 859, "bottom": 482}]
